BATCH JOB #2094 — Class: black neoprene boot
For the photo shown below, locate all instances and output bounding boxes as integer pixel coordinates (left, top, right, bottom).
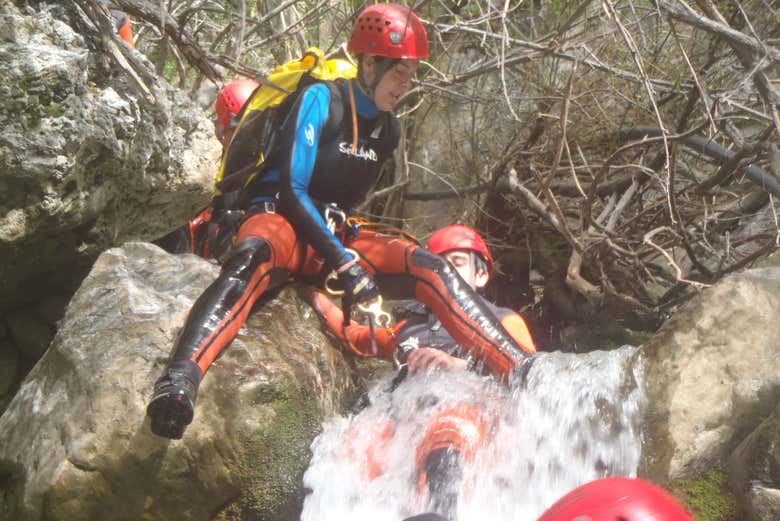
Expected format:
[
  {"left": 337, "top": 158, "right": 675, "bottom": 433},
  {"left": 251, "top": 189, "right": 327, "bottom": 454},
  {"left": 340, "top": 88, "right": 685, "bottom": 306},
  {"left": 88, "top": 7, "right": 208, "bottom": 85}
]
[
  {"left": 402, "top": 515, "right": 448, "bottom": 521},
  {"left": 423, "top": 448, "right": 463, "bottom": 520},
  {"left": 146, "top": 359, "right": 202, "bottom": 439}
]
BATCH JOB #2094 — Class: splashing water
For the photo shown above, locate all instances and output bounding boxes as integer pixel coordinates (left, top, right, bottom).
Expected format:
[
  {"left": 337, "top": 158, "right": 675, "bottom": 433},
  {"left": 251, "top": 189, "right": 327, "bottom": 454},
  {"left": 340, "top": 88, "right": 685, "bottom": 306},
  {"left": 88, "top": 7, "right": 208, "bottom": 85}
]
[{"left": 302, "top": 346, "right": 645, "bottom": 521}]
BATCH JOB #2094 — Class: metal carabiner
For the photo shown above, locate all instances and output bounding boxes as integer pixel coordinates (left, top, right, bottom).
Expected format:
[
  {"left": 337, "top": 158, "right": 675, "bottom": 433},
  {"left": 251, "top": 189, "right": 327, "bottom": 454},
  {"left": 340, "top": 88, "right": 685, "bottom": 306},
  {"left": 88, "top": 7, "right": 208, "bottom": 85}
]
[
  {"left": 324, "top": 271, "right": 344, "bottom": 296},
  {"left": 357, "top": 295, "right": 392, "bottom": 329},
  {"left": 324, "top": 204, "right": 347, "bottom": 234},
  {"left": 323, "top": 248, "right": 360, "bottom": 296}
]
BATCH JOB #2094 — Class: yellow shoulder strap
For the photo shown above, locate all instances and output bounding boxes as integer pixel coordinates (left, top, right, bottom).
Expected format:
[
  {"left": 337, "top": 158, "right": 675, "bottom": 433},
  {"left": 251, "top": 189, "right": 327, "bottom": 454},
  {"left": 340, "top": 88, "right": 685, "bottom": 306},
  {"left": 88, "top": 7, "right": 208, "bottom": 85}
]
[
  {"left": 215, "top": 48, "right": 357, "bottom": 192},
  {"left": 240, "top": 48, "right": 356, "bottom": 118}
]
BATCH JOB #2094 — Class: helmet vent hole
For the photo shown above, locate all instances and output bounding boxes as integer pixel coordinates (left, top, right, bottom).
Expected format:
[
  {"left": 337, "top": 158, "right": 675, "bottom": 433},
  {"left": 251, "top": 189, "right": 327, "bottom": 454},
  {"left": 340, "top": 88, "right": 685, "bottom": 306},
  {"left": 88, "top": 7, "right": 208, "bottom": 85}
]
[
  {"left": 377, "top": 28, "right": 382, "bottom": 32},
  {"left": 385, "top": 20, "right": 391, "bottom": 25},
  {"left": 375, "top": 17, "right": 380, "bottom": 22}
]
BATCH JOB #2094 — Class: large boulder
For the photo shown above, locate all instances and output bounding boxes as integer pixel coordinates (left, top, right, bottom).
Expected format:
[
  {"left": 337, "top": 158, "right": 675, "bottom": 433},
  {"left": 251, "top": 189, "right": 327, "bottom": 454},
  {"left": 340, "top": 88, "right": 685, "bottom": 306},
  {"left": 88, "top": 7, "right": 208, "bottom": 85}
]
[
  {"left": 0, "top": 242, "right": 356, "bottom": 521},
  {"left": 640, "top": 266, "right": 780, "bottom": 482},
  {"left": 728, "top": 402, "right": 780, "bottom": 521},
  {"left": 0, "top": 2, "right": 220, "bottom": 311}
]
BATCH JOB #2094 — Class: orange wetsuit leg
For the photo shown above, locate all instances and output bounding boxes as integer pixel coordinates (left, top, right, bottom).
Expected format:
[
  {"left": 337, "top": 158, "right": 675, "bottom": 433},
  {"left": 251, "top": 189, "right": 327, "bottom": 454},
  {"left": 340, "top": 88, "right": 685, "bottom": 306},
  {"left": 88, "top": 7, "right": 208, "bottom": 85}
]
[
  {"left": 415, "top": 402, "right": 492, "bottom": 472},
  {"left": 345, "top": 230, "right": 530, "bottom": 381},
  {"left": 170, "top": 212, "right": 308, "bottom": 374}
]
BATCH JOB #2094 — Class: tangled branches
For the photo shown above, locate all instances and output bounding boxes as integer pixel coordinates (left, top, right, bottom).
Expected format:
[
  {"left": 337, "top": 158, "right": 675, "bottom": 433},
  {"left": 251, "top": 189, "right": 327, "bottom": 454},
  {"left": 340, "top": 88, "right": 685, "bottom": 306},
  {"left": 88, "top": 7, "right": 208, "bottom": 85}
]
[{"left": 399, "top": 0, "right": 780, "bottom": 334}]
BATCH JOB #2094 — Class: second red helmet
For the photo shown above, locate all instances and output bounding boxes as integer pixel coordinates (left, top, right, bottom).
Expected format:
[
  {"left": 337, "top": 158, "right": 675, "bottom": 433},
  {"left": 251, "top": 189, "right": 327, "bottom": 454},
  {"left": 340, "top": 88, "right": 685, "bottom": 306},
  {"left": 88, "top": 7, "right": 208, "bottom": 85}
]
[
  {"left": 215, "top": 78, "right": 260, "bottom": 128},
  {"left": 348, "top": 3, "right": 429, "bottom": 60},
  {"left": 536, "top": 477, "right": 695, "bottom": 521},
  {"left": 427, "top": 224, "right": 494, "bottom": 274}
]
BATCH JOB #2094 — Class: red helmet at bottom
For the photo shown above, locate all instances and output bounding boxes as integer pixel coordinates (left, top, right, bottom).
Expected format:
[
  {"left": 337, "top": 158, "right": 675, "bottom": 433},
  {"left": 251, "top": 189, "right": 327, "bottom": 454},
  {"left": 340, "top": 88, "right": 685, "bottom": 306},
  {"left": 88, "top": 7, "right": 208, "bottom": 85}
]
[
  {"left": 536, "top": 477, "right": 695, "bottom": 521},
  {"left": 427, "top": 224, "right": 494, "bottom": 274}
]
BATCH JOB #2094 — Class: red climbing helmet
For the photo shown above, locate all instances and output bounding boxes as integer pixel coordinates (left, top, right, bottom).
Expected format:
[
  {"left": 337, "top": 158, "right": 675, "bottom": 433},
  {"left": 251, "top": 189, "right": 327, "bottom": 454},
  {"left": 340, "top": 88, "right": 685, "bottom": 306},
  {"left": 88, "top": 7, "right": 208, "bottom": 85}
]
[
  {"left": 536, "top": 477, "right": 695, "bottom": 521},
  {"left": 427, "top": 225, "right": 494, "bottom": 274},
  {"left": 215, "top": 78, "right": 260, "bottom": 127},
  {"left": 348, "top": 3, "right": 429, "bottom": 60}
]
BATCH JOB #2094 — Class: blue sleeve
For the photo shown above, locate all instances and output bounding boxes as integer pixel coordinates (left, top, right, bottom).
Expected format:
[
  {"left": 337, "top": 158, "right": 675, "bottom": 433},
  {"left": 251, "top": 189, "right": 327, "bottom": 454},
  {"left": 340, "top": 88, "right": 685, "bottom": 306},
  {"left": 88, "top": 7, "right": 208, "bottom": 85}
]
[{"left": 277, "top": 83, "right": 351, "bottom": 268}]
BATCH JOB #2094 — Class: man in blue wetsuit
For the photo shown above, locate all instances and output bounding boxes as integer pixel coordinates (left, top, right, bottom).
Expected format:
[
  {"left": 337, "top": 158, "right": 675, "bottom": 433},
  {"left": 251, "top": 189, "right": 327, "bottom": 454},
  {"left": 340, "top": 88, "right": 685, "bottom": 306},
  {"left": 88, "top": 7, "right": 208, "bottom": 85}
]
[{"left": 146, "top": 3, "right": 533, "bottom": 440}]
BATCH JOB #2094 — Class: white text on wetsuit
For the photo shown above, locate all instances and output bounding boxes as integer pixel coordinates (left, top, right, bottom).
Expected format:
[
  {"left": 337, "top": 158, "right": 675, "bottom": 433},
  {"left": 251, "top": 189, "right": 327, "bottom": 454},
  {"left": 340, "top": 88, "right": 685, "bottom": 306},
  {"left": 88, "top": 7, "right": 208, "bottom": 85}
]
[{"left": 338, "top": 142, "right": 378, "bottom": 162}]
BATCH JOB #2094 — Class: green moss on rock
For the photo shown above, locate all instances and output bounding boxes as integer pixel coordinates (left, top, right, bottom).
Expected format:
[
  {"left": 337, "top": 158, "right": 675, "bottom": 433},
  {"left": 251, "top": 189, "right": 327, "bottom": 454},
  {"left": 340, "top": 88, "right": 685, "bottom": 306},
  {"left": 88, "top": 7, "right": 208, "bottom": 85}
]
[
  {"left": 231, "top": 382, "right": 323, "bottom": 521},
  {"left": 42, "top": 102, "right": 63, "bottom": 118},
  {"left": 670, "top": 471, "right": 739, "bottom": 521}
]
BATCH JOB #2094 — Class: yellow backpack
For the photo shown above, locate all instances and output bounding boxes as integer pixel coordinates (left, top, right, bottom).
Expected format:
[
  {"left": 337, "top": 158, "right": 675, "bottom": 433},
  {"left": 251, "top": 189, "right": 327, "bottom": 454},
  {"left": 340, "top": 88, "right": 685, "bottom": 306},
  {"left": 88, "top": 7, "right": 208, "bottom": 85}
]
[{"left": 215, "top": 47, "right": 356, "bottom": 195}]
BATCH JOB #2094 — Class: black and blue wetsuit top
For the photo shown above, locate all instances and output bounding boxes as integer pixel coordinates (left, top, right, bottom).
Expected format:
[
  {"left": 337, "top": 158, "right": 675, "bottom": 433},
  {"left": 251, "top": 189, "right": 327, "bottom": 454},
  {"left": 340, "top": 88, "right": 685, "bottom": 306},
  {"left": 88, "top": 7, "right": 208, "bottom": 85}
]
[
  {"left": 394, "top": 299, "right": 516, "bottom": 359},
  {"left": 244, "top": 80, "right": 400, "bottom": 268}
]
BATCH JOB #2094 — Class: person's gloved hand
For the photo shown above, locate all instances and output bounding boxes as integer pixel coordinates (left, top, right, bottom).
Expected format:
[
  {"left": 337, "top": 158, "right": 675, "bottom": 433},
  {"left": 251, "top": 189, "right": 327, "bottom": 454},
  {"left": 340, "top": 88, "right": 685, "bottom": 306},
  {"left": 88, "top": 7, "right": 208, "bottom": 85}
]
[{"left": 338, "top": 262, "right": 379, "bottom": 306}]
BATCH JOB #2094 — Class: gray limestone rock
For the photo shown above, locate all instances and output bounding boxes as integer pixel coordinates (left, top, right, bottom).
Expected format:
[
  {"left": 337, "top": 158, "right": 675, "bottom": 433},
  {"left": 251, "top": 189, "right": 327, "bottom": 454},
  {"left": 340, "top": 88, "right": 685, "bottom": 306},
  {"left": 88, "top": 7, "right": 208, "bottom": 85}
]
[
  {"left": 0, "top": 339, "right": 19, "bottom": 397},
  {"left": 729, "top": 402, "right": 780, "bottom": 521},
  {"left": 6, "top": 306, "right": 54, "bottom": 360},
  {"left": 0, "top": 2, "right": 220, "bottom": 311},
  {"left": 641, "top": 267, "right": 780, "bottom": 481},
  {"left": 0, "top": 243, "right": 356, "bottom": 521}
]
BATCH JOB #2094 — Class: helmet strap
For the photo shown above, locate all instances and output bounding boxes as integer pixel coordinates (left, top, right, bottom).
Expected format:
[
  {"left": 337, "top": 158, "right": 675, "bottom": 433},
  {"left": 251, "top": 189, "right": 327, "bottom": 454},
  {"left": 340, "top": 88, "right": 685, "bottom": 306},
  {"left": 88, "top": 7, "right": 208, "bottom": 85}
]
[
  {"left": 358, "top": 56, "right": 399, "bottom": 103},
  {"left": 469, "top": 251, "right": 479, "bottom": 284}
]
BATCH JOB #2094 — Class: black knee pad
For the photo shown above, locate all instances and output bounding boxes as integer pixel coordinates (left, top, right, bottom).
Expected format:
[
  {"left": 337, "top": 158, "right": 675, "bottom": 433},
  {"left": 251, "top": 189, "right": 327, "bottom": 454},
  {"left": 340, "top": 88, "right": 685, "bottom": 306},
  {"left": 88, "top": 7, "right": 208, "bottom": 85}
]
[
  {"left": 411, "top": 248, "right": 462, "bottom": 289},
  {"left": 221, "top": 237, "right": 271, "bottom": 276},
  {"left": 412, "top": 248, "right": 451, "bottom": 272},
  {"left": 412, "top": 248, "right": 477, "bottom": 304}
]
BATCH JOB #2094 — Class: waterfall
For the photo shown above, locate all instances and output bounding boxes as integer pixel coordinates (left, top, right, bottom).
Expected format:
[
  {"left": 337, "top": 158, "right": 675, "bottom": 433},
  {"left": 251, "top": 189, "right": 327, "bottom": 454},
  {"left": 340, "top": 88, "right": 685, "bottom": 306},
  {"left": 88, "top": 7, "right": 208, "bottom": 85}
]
[{"left": 302, "top": 346, "right": 645, "bottom": 521}]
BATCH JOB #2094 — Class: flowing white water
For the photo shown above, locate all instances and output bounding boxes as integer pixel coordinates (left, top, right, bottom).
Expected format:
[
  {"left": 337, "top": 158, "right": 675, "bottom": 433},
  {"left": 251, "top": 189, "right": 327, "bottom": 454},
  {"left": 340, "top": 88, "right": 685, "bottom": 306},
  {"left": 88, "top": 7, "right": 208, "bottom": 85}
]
[{"left": 302, "top": 346, "right": 645, "bottom": 521}]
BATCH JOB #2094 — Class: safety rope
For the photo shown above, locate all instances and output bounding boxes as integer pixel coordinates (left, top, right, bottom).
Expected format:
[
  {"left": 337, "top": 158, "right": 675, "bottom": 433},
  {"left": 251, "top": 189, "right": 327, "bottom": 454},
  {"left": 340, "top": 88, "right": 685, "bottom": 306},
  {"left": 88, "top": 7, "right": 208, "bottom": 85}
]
[
  {"left": 347, "top": 79, "right": 359, "bottom": 154},
  {"left": 345, "top": 217, "right": 422, "bottom": 245}
]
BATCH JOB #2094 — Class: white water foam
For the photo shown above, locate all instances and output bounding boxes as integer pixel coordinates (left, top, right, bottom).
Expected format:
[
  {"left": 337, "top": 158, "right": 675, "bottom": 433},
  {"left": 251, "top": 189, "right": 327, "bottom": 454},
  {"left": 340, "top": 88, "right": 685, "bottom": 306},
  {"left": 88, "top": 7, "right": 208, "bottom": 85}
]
[{"left": 302, "top": 346, "right": 645, "bottom": 521}]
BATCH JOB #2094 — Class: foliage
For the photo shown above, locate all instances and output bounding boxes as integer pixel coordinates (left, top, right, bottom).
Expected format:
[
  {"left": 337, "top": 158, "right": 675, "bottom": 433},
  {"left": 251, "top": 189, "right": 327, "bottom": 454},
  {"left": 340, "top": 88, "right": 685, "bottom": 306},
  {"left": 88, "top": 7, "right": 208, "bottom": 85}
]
[{"left": 670, "top": 470, "right": 740, "bottom": 521}]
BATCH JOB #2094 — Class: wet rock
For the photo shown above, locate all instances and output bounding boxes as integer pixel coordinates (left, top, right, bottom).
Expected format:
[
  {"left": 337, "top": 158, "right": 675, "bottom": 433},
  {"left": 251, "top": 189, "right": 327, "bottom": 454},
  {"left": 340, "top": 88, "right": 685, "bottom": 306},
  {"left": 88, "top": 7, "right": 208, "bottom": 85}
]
[
  {"left": 0, "top": 2, "right": 220, "bottom": 312},
  {"left": 641, "top": 267, "right": 780, "bottom": 481},
  {"left": 729, "top": 403, "right": 780, "bottom": 521},
  {"left": 756, "top": 249, "right": 780, "bottom": 269},
  {"left": 0, "top": 340, "right": 19, "bottom": 397},
  {"left": 33, "top": 294, "right": 70, "bottom": 325},
  {"left": 6, "top": 306, "right": 55, "bottom": 360},
  {"left": 0, "top": 243, "right": 356, "bottom": 521}
]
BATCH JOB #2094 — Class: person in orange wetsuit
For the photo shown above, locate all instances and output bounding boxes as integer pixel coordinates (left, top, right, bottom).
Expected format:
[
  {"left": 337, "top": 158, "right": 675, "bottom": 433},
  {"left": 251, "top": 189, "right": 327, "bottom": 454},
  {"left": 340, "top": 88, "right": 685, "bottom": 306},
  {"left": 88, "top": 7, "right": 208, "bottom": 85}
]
[
  {"left": 153, "top": 78, "right": 260, "bottom": 259},
  {"left": 311, "top": 224, "right": 535, "bottom": 368},
  {"left": 310, "top": 224, "right": 536, "bottom": 518},
  {"left": 100, "top": 1, "right": 135, "bottom": 47},
  {"left": 145, "top": 4, "right": 534, "bottom": 441}
]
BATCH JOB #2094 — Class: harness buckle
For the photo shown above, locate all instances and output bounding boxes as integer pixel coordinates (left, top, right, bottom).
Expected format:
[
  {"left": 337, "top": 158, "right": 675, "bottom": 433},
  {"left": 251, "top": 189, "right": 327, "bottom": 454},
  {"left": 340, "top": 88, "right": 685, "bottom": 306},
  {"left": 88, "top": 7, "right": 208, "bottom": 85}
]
[{"left": 324, "top": 204, "right": 347, "bottom": 234}]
